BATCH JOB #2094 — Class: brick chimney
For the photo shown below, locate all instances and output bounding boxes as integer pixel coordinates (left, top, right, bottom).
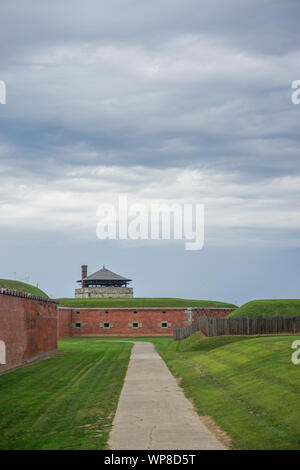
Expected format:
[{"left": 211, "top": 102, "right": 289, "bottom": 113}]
[{"left": 81, "top": 265, "right": 88, "bottom": 288}]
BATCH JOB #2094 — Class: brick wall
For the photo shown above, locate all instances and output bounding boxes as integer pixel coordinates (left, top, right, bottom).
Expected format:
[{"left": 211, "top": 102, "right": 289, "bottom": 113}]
[
  {"left": 192, "top": 308, "right": 235, "bottom": 320},
  {"left": 0, "top": 290, "right": 58, "bottom": 374},
  {"left": 59, "top": 308, "right": 73, "bottom": 338},
  {"left": 58, "top": 306, "right": 235, "bottom": 337}
]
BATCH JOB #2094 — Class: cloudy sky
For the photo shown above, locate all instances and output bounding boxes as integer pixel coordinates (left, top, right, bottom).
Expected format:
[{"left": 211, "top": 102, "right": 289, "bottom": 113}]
[{"left": 0, "top": 0, "right": 299, "bottom": 304}]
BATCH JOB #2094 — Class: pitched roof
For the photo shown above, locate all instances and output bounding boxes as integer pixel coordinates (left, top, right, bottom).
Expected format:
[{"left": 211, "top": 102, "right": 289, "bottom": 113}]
[{"left": 84, "top": 267, "right": 131, "bottom": 282}]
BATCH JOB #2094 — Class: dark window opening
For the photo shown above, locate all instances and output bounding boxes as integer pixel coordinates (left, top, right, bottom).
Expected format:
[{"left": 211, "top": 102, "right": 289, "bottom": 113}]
[
  {"left": 103, "top": 322, "right": 110, "bottom": 328},
  {"left": 132, "top": 322, "right": 139, "bottom": 328},
  {"left": 76, "top": 311, "right": 80, "bottom": 314},
  {"left": 161, "top": 322, "right": 168, "bottom": 328},
  {"left": 133, "top": 311, "right": 138, "bottom": 314},
  {"left": 162, "top": 310, "right": 166, "bottom": 314},
  {"left": 75, "top": 322, "right": 81, "bottom": 328},
  {"left": 105, "top": 311, "right": 109, "bottom": 314}
]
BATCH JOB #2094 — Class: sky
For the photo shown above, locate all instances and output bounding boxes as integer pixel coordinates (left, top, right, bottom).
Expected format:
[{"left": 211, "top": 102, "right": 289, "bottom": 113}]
[{"left": 0, "top": 0, "right": 299, "bottom": 305}]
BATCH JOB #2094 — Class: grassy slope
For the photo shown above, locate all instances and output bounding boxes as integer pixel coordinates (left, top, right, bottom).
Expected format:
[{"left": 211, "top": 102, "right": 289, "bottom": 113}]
[
  {"left": 58, "top": 297, "right": 237, "bottom": 308},
  {"left": 0, "top": 338, "right": 132, "bottom": 450},
  {"left": 151, "top": 334, "right": 300, "bottom": 450},
  {"left": 0, "top": 279, "right": 48, "bottom": 298},
  {"left": 1, "top": 334, "right": 298, "bottom": 450},
  {"left": 228, "top": 299, "right": 300, "bottom": 317}
]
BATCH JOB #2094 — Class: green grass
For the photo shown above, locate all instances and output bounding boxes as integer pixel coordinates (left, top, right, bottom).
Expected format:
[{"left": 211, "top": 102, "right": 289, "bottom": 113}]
[
  {"left": 228, "top": 299, "right": 300, "bottom": 317},
  {"left": 0, "top": 338, "right": 132, "bottom": 449},
  {"left": 1, "top": 334, "right": 298, "bottom": 450},
  {"left": 0, "top": 279, "right": 49, "bottom": 298},
  {"left": 58, "top": 297, "right": 237, "bottom": 309},
  {"left": 150, "top": 334, "right": 300, "bottom": 450}
]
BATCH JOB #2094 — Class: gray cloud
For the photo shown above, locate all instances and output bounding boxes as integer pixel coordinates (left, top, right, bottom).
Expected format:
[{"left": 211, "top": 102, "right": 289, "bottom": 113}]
[
  {"left": 1, "top": 0, "right": 299, "bottom": 55},
  {"left": 0, "top": 0, "right": 299, "bottom": 247},
  {"left": 1, "top": 1, "right": 300, "bottom": 302}
]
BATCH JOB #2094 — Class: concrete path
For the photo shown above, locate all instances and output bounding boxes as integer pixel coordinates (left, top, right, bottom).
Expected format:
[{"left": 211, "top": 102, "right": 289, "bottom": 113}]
[{"left": 108, "top": 342, "right": 225, "bottom": 450}]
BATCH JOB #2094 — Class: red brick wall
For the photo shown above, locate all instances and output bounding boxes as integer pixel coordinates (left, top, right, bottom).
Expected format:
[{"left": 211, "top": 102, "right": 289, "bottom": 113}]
[
  {"left": 58, "top": 307, "right": 236, "bottom": 338},
  {"left": 0, "top": 290, "right": 58, "bottom": 374},
  {"left": 59, "top": 308, "right": 188, "bottom": 337},
  {"left": 59, "top": 309, "right": 73, "bottom": 338},
  {"left": 192, "top": 308, "right": 235, "bottom": 319}
]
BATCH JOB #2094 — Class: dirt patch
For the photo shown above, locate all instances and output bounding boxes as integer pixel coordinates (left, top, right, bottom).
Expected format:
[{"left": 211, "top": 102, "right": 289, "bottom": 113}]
[
  {"left": 184, "top": 394, "right": 230, "bottom": 448},
  {"left": 197, "top": 331, "right": 208, "bottom": 339},
  {"left": 199, "top": 416, "right": 232, "bottom": 449}
]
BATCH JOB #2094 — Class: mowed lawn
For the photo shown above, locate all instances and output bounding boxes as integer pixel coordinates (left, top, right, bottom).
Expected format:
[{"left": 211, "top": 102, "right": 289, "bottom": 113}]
[
  {"left": 58, "top": 297, "right": 236, "bottom": 309},
  {"left": 150, "top": 334, "right": 300, "bottom": 450},
  {"left": 228, "top": 299, "right": 300, "bottom": 317},
  {"left": 1, "top": 335, "right": 299, "bottom": 450},
  {"left": 0, "top": 279, "right": 48, "bottom": 298},
  {"left": 0, "top": 338, "right": 132, "bottom": 450}
]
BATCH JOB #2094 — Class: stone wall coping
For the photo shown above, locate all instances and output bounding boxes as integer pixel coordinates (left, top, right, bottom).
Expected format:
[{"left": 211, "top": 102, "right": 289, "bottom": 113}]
[
  {"left": 0, "top": 288, "right": 59, "bottom": 304},
  {"left": 58, "top": 306, "right": 236, "bottom": 311},
  {"left": 190, "top": 307, "right": 236, "bottom": 310},
  {"left": 75, "top": 287, "right": 133, "bottom": 290}
]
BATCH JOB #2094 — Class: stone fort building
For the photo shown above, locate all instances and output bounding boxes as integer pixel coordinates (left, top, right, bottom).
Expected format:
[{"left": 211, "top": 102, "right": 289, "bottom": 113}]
[{"left": 75, "top": 265, "right": 134, "bottom": 299}]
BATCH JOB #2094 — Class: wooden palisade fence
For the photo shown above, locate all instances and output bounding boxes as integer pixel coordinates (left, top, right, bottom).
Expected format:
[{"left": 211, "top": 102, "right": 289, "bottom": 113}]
[{"left": 173, "top": 316, "right": 300, "bottom": 340}]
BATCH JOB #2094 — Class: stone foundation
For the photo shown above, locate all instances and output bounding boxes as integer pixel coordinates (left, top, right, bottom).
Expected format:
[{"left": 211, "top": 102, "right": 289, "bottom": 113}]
[{"left": 75, "top": 286, "right": 134, "bottom": 298}]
